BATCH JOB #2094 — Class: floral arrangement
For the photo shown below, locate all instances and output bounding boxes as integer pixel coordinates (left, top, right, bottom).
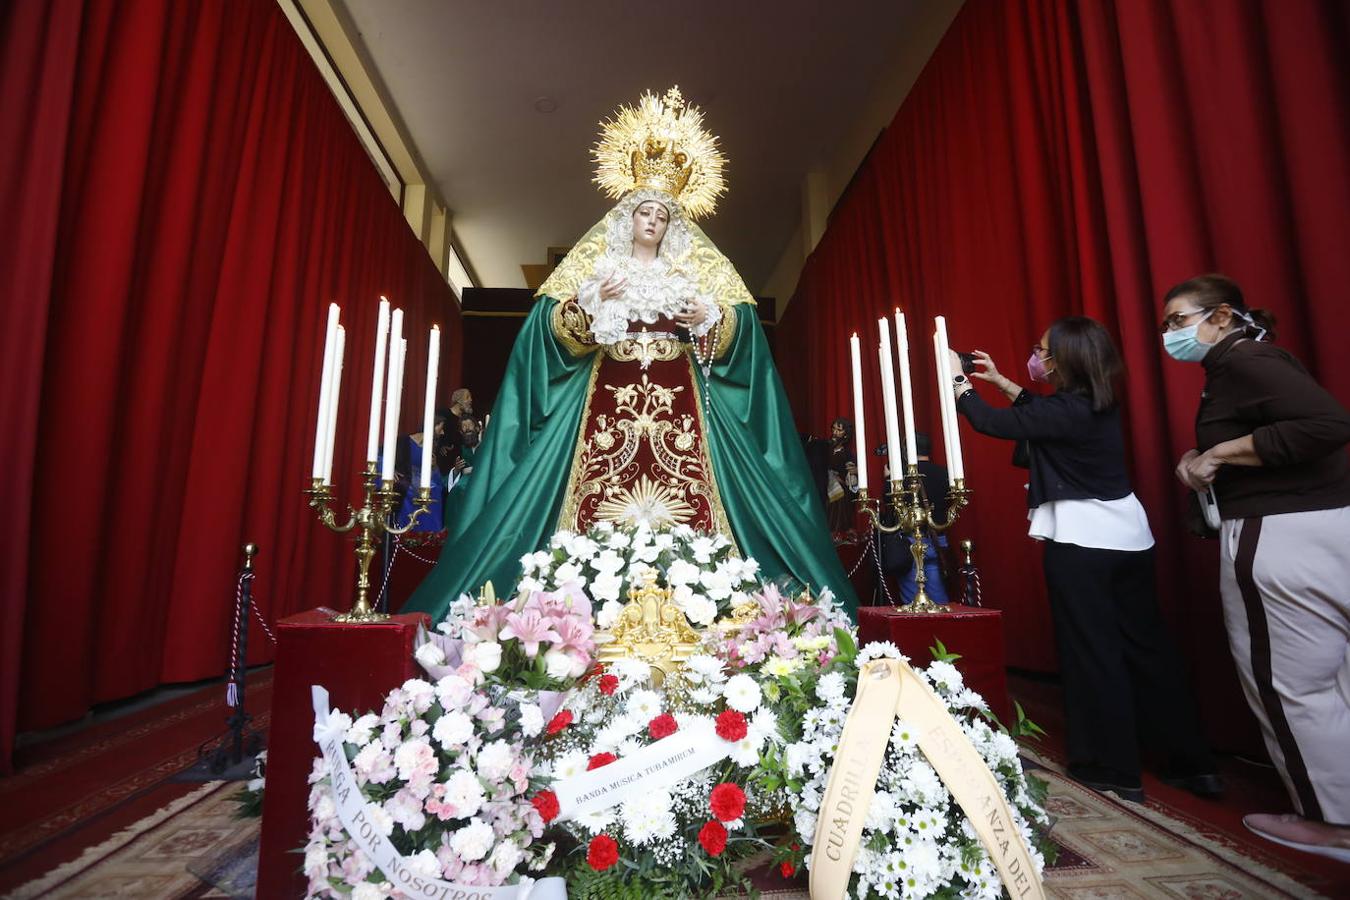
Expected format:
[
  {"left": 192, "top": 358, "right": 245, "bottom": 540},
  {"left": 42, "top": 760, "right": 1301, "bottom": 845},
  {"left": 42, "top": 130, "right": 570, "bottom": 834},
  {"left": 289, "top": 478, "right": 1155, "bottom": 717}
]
[
  {"left": 537, "top": 654, "right": 786, "bottom": 898},
  {"left": 302, "top": 585, "right": 598, "bottom": 897},
  {"left": 520, "top": 522, "right": 760, "bottom": 629},
  {"left": 305, "top": 525, "right": 1051, "bottom": 900},
  {"left": 774, "top": 639, "right": 1052, "bottom": 899}
]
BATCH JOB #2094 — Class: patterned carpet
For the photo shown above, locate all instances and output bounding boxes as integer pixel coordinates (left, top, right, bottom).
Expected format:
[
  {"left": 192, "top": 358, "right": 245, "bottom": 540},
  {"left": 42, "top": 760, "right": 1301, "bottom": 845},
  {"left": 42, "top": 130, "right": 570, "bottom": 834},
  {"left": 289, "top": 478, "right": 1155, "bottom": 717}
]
[{"left": 6, "top": 755, "right": 1325, "bottom": 899}]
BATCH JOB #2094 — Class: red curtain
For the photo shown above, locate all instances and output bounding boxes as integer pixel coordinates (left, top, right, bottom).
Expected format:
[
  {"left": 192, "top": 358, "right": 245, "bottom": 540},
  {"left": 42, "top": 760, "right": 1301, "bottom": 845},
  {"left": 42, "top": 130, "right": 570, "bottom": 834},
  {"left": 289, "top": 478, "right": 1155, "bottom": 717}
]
[
  {"left": 779, "top": 0, "right": 1350, "bottom": 750},
  {"left": 0, "top": 0, "right": 461, "bottom": 771}
]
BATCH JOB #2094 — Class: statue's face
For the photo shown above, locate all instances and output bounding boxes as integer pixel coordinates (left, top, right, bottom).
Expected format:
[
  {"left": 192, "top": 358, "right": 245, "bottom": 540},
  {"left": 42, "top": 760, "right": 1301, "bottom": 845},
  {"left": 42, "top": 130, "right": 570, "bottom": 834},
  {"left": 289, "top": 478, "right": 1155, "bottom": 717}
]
[{"left": 631, "top": 201, "right": 670, "bottom": 252}]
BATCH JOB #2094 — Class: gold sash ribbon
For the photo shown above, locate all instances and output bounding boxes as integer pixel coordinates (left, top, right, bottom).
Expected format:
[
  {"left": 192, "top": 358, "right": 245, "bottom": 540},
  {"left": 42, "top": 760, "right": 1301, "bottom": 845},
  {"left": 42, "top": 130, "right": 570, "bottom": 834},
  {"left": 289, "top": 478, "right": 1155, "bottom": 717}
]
[{"left": 809, "top": 658, "right": 1045, "bottom": 900}]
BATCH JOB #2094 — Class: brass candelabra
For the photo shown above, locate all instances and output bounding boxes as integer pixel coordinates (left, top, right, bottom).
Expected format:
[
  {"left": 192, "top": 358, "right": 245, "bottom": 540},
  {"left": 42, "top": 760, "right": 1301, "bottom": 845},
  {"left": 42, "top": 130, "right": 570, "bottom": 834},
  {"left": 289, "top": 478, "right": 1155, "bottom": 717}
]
[
  {"left": 304, "top": 462, "right": 434, "bottom": 623},
  {"left": 856, "top": 466, "right": 972, "bottom": 613}
]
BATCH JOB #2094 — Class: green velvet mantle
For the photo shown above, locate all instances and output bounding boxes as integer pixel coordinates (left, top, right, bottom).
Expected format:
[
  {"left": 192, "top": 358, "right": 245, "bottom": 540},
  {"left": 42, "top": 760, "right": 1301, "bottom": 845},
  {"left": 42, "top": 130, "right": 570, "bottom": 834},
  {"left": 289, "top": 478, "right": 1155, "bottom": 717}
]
[{"left": 404, "top": 298, "right": 857, "bottom": 620}]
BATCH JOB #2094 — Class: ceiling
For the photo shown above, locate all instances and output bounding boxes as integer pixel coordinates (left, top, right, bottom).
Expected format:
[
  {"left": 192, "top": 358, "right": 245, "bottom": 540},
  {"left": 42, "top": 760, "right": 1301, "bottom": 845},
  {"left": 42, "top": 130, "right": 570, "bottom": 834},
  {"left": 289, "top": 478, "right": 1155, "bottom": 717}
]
[{"left": 336, "top": 1, "right": 940, "bottom": 295}]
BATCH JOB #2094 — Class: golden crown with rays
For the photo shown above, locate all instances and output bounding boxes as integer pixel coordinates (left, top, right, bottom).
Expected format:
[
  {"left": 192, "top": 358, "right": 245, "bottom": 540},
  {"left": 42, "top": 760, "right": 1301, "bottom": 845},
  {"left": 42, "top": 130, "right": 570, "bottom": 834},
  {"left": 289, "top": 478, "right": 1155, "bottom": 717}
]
[{"left": 592, "top": 87, "right": 727, "bottom": 220}]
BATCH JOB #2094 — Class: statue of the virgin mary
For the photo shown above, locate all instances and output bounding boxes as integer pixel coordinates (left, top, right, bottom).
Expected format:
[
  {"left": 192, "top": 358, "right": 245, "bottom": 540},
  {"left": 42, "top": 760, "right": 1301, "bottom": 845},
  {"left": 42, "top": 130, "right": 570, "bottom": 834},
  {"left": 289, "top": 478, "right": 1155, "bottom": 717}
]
[{"left": 406, "top": 88, "right": 857, "bottom": 618}]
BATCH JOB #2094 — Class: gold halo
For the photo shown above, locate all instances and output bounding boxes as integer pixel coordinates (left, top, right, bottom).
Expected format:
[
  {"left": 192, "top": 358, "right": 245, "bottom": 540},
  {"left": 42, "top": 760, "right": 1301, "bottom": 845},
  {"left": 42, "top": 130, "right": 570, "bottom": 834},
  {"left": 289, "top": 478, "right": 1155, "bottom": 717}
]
[{"left": 592, "top": 87, "right": 727, "bottom": 220}]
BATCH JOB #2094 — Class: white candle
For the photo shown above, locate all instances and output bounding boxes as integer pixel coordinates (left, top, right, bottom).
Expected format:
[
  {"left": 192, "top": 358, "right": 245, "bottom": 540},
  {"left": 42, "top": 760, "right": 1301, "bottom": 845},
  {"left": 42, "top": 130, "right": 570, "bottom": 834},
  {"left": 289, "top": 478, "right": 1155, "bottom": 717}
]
[
  {"left": 934, "top": 316, "right": 966, "bottom": 481},
  {"left": 312, "top": 303, "right": 340, "bottom": 479},
  {"left": 877, "top": 320, "right": 903, "bottom": 482},
  {"left": 322, "top": 325, "right": 345, "bottom": 484},
  {"left": 366, "top": 298, "right": 391, "bottom": 463},
  {"left": 849, "top": 333, "right": 869, "bottom": 493},
  {"left": 933, "top": 332, "right": 956, "bottom": 473},
  {"left": 381, "top": 312, "right": 405, "bottom": 482},
  {"left": 893, "top": 309, "right": 918, "bottom": 468},
  {"left": 419, "top": 325, "right": 441, "bottom": 489}
]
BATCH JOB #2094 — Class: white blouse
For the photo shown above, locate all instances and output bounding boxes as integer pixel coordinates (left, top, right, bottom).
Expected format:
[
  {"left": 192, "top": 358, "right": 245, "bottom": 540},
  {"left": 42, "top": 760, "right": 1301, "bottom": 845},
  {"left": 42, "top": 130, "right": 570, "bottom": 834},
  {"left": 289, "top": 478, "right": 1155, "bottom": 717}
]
[
  {"left": 1027, "top": 493, "right": 1154, "bottom": 552},
  {"left": 577, "top": 255, "right": 720, "bottom": 346}
]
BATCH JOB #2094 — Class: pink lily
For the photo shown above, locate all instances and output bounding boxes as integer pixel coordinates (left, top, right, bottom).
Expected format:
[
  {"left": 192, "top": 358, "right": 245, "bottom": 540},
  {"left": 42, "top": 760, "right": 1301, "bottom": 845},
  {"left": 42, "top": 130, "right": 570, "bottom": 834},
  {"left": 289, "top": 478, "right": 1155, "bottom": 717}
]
[{"left": 499, "top": 608, "right": 561, "bottom": 657}]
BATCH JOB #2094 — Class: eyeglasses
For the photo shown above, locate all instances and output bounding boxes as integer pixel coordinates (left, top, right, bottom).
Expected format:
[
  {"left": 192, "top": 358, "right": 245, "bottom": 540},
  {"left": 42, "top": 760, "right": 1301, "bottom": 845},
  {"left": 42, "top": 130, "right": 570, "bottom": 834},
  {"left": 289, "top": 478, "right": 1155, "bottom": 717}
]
[{"left": 1159, "top": 309, "right": 1207, "bottom": 334}]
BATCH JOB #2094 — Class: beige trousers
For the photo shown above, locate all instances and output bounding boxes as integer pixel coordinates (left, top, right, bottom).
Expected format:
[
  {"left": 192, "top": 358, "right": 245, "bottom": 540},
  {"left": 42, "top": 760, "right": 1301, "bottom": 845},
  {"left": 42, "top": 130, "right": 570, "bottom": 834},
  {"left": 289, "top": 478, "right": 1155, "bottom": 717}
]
[{"left": 1219, "top": 505, "right": 1350, "bottom": 824}]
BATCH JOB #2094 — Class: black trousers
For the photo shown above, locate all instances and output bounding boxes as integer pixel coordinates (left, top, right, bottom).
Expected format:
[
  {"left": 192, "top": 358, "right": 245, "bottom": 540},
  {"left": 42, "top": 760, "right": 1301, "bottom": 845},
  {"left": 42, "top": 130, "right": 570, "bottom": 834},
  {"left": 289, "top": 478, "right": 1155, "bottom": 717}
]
[{"left": 1042, "top": 541, "right": 1213, "bottom": 783}]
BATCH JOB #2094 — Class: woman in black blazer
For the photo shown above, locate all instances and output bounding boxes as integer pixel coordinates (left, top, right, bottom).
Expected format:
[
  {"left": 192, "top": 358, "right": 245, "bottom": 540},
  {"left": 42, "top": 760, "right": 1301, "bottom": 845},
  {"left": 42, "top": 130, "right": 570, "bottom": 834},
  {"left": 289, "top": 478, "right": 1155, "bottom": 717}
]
[{"left": 951, "top": 316, "right": 1216, "bottom": 803}]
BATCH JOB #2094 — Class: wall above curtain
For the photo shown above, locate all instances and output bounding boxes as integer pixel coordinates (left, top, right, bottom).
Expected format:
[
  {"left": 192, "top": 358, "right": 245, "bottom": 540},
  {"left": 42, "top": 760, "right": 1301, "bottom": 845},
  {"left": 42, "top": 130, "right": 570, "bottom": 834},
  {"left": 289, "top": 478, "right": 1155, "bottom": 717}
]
[
  {"left": 778, "top": 0, "right": 1350, "bottom": 751},
  {"left": 0, "top": 0, "right": 461, "bottom": 771}
]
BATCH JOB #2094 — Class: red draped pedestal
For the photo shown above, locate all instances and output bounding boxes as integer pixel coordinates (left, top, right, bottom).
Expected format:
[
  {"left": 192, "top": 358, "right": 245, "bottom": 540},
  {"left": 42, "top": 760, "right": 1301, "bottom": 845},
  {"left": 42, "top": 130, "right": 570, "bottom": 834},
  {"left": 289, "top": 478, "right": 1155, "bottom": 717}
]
[
  {"left": 858, "top": 604, "right": 1011, "bottom": 727},
  {"left": 257, "top": 609, "right": 428, "bottom": 899}
]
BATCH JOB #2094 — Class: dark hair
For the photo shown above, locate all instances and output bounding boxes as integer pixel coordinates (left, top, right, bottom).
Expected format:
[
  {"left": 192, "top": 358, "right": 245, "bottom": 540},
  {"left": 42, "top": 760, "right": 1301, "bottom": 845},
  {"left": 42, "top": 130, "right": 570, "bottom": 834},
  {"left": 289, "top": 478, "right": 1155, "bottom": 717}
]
[
  {"left": 830, "top": 417, "right": 853, "bottom": 439},
  {"left": 1162, "top": 273, "right": 1277, "bottom": 340},
  {"left": 915, "top": 432, "right": 932, "bottom": 458},
  {"left": 1046, "top": 317, "right": 1122, "bottom": 412}
]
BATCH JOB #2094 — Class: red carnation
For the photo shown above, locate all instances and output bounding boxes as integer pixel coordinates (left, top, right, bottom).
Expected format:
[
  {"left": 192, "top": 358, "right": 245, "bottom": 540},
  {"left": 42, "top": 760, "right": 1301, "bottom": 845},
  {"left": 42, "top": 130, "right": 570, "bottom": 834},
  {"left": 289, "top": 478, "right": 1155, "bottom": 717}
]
[
  {"left": 715, "top": 709, "right": 748, "bottom": 742},
  {"left": 587, "top": 752, "right": 618, "bottom": 770},
  {"left": 598, "top": 674, "right": 620, "bottom": 695},
  {"left": 530, "top": 790, "right": 559, "bottom": 824},
  {"left": 546, "top": 710, "right": 573, "bottom": 735},
  {"left": 698, "top": 820, "right": 728, "bottom": 856},
  {"left": 780, "top": 860, "right": 796, "bottom": 878},
  {"left": 710, "top": 782, "right": 746, "bottom": 821},
  {"left": 648, "top": 713, "right": 678, "bottom": 740},
  {"left": 586, "top": 834, "right": 619, "bottom": 871}
]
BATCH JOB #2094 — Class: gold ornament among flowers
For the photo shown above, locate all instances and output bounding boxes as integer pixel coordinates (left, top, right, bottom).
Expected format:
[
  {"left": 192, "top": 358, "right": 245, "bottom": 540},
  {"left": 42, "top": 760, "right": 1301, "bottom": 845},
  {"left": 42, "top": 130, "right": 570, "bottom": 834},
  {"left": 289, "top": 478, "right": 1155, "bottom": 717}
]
[
  {"left": 595, "top": 571, "right": 701, "bottom": 683},
  {"left": 593, "top": 86, "right": 727, "bottom": 220}
]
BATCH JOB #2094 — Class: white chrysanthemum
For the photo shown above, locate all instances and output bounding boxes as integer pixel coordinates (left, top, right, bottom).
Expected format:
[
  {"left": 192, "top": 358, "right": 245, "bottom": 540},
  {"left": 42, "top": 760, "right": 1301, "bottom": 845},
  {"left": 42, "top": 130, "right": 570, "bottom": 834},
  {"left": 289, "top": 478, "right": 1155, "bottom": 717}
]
[
  {"left": 815, "top": 671, "right": 847, "bottom": 704},
  {"left": 890, "top": 719, "right": 919, "bottom": 752},
  {"left": 729, "top": 731, "right": 764, "bottom": 766},
  {"left": 575, "top": 806, "right": 617, "bottom": 835},
  {"left": 607, "top": 532, "right": 631, "bottom": 550},
  {"left": 620, "top": 788, "right": 676, "bottom": 845},
  {"left": 685, "top": 654, "right": 726, "bottom": 682},
  {"left": 723, "top": 674, "right": 762, "bottom": 712},
  {"left": 924, "top": 660, "right": 963, "bottom": 693},
  {"left": 858, "top": 640, "right": 905, "bottom": 663},
  {"left": 450, "top": 817, "right": 496, "bottom": 861},
  {"left": 610, "top": 658, "right": 651, "bottom": 689},
  {"left": 553, "top": 750, "right": 590, "bottom": 781},
  {"left": 626, "top": 688, "right": 662, "bottom": 719},
  {"left": 750, "top": 708, "right": 780, "bottom": 743}
]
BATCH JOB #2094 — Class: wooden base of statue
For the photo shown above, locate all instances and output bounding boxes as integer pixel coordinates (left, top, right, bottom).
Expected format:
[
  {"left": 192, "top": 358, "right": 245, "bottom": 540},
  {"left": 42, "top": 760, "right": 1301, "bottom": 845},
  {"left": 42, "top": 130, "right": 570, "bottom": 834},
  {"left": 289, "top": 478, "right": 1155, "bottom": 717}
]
[{"left": 256, "top": 609, "right": 429, "bottom": 899}]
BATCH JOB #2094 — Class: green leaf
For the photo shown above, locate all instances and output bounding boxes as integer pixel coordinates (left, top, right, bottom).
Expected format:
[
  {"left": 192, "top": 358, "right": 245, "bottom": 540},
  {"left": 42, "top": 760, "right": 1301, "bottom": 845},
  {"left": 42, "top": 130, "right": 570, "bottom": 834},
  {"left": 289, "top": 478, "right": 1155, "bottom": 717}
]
[{"left": 928, "top": 637, "right": 962, "bottom": 663}]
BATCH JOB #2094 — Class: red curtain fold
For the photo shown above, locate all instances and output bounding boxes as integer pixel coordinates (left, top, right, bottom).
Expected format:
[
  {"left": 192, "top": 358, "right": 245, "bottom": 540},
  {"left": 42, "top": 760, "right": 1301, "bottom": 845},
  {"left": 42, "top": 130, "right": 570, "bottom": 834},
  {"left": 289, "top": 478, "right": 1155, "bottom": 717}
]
[
  {"left": 779, "top": 0, "right": 1350, "bottom": 751},
  {"left": 0, "top": 0, "right": 461, "bottom": 771}
]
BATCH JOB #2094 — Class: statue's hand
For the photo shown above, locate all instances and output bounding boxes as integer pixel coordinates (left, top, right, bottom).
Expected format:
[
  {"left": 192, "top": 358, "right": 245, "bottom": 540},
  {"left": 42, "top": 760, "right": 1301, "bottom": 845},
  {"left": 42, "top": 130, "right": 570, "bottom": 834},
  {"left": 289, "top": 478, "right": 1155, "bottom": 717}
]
[
  {"left": 598, "top": 274, "right": 627, "bottom": 301},
  {"left": 674, "top": 299, "right": 708, "bottom": 328}
]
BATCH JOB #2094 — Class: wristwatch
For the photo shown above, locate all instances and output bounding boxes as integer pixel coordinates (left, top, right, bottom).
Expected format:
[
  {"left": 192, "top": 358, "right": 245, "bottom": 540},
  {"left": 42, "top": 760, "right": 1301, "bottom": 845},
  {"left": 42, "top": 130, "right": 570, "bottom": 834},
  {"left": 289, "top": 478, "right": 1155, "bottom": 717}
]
[{"left": 952, "top": 374, "right": 969, "bottom": 386}]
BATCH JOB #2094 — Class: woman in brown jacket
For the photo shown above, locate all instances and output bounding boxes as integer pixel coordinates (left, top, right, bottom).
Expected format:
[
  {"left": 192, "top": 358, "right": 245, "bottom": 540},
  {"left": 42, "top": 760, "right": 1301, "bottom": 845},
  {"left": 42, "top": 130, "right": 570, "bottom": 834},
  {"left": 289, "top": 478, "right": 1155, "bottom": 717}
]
[{"left": 1163, "top": 274, "right": 1350, "bottom": 862}]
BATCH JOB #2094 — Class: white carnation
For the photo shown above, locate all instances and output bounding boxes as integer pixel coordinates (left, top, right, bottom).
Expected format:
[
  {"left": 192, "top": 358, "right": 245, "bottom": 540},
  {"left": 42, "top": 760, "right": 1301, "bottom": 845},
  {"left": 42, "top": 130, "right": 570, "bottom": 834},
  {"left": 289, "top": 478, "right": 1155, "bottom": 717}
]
[
  {"left": 432, "top": 710, "right": 474, "bottom": 748},
  {"left": 476, "top": 739, "right": 515, "bottom": 781},
  {"left": 450, "top": 817, "right": 496, "bottom": 862},
  {"left": 519, "top": 703, "right": 544, "bottom": 738}
]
